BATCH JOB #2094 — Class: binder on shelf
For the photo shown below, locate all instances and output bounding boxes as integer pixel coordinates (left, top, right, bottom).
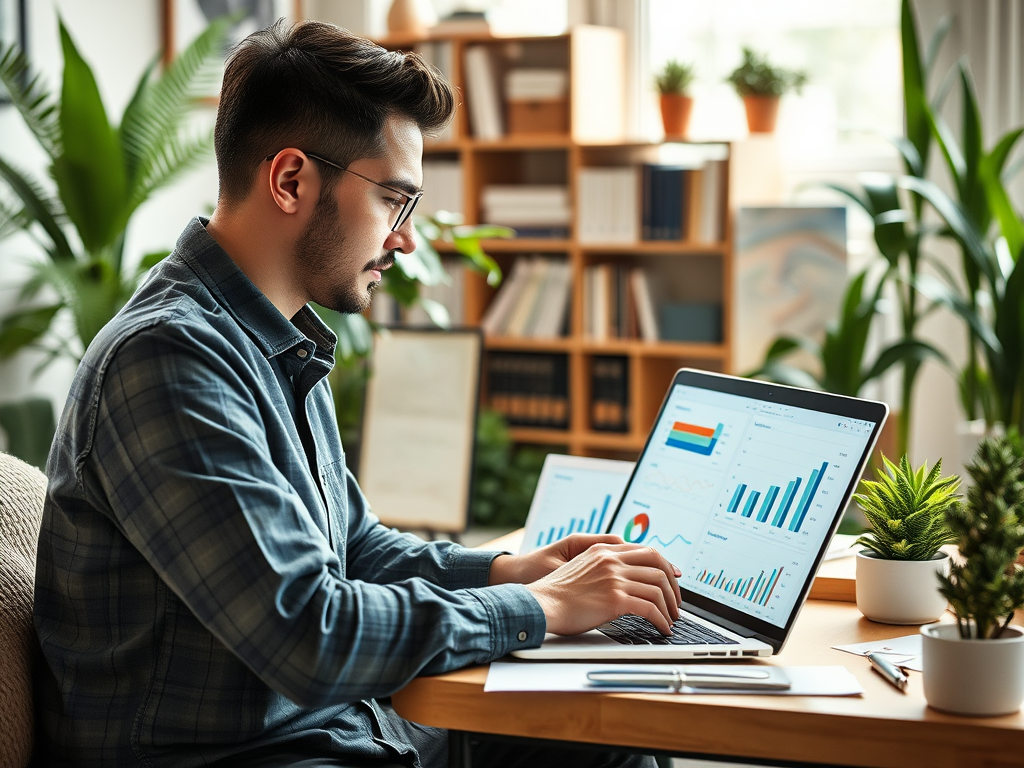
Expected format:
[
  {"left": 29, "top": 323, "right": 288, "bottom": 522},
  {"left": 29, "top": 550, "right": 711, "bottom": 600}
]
[
  {"left": 590, "top": 356, "right": 629, "bottom": 433},
  {"left": 486, "top": 352, "right": 569, "bottom": 429},
  {"left": 630, "top": 269, "right": 660, "bottom": 342}
]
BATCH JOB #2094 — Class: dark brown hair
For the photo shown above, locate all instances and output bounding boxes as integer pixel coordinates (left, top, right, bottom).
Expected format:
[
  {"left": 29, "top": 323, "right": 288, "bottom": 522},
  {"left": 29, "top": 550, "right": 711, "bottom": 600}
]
[{"left": 214, "top": 20, "right": 455, "bottom": 203}]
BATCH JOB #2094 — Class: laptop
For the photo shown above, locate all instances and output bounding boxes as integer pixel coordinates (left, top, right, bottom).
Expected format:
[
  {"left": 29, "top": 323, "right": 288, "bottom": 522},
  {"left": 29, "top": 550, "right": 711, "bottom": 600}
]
[
  {"left": 519, "top": 455, "right": 635, "bottom": 555},
  {"left": 513, "top": 368, "right": 888, "bottom": 660}
]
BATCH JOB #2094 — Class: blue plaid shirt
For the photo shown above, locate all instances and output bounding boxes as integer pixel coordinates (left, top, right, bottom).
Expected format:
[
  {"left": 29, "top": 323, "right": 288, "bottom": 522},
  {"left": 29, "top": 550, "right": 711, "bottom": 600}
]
[{"left": 34, "top": 217, "right": 545, "bottom": 767}]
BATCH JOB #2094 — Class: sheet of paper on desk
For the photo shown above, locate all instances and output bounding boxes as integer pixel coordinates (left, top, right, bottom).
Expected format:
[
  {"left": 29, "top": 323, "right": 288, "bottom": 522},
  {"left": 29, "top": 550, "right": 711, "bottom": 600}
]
[
  {"left": 486, "top": 663, "right": 863, "bottom": 696},
  {"left": 832, "top": 633, "right": 922, "bottom": 672}
]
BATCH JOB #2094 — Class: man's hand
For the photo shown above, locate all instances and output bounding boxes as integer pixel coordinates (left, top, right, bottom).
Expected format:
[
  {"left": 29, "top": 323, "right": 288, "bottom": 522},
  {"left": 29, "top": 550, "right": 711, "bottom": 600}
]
[
  {"left": 488, "top": 535, "right": 682, "bottom": 637},
  {"left": 488, "top": 534, "right": 633, "bottom": 585}
]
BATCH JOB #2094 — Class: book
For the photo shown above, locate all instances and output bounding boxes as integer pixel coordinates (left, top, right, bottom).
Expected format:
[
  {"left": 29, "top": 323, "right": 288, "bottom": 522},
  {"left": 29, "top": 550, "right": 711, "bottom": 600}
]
[
  {"left": 630, "top": 269, "right": 659, "bottom": 341},
  {"left": 527, "top": 261, "right": 572, "bottom": 339},
  {"left": 486, "top": 352, "right": 569, "bottom": 428},
  {"left": 590, "top": 356, "right": 629, "bottom": 432},
  {"left": 464, "top": 46, "right": 504, "bottom": 139},
  {"left": 505, "top": 258, "right": 550, "bottom": 337},
  {"left": 481, "top": 259, "right": 531, "bottom": 335},
  {"left": 420, "top": 159, "right": 463, "bottom": 218}
]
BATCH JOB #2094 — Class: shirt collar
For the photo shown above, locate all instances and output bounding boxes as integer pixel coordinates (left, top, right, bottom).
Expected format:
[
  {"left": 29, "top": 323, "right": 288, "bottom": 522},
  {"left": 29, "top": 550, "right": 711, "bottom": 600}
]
[{"left": 173, "top": 217, "right": 338, "bottom": 360}]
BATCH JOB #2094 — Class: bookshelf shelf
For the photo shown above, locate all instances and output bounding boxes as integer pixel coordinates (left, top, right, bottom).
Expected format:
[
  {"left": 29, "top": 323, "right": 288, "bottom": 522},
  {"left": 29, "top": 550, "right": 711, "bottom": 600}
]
[{"left": 363, "top": 25, "right": 735, "bottom": 459}]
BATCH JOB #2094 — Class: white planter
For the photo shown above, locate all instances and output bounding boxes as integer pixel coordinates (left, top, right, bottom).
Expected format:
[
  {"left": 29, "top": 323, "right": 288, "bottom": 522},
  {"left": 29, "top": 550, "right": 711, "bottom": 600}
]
[
  {"left": 855, "top": 551, "right": 949, "bottom": 624},
  {"left": 921, "top": 623, "right": 1024, "bottom": 716}
]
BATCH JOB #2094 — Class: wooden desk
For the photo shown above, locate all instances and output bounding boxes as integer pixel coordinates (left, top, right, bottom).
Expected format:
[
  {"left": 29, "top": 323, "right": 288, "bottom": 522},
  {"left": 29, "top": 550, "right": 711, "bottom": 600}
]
[{"left": 391, "top": 533, "right": 1024, "bottom": 768}]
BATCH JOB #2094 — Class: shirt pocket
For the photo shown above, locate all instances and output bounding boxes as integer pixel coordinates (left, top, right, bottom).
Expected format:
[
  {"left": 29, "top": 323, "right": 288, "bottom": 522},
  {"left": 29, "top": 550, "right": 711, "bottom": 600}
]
[{"left": 319, "top": 456, "right": 350, "bottom": 574}]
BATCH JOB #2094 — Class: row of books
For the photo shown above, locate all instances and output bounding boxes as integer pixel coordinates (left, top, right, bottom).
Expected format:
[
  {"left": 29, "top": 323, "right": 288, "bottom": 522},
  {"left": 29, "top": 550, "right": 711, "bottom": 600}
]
[
  {"left": 577, "top": 160, "right": 726, "bottom": 244},
  {"left": 582, "top": 264, "right": 659, "bottom": 342},
  {"left": 481, "top": 184, "right": 571, "bottom": 238},
  {"left": 486, "top": 352, "right": 569, "bottom": 428},
  {"left": 481, "top": 256, "right": 572, "bottom": 338},
  {"left": 591, "top": 356, "right": 630, "bottom": 433},
  {"left": 421, "top": 159, "right": 463, "bottom": 219},
  {"left": 370, "top": 258, "right": 465, "bottom": 327}
]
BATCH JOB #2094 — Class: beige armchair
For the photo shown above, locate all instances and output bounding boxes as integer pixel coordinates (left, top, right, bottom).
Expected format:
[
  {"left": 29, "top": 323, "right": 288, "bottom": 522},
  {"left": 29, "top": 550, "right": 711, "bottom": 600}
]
[{"left": 0, "top": 453, "right": 47, "bottom": 768}]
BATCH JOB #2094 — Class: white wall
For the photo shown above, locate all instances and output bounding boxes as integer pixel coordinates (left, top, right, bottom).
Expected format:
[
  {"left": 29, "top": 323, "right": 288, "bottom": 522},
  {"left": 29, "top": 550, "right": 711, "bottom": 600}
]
[{"left": 0, "top": 0, "right": 219, "bottom": 436}]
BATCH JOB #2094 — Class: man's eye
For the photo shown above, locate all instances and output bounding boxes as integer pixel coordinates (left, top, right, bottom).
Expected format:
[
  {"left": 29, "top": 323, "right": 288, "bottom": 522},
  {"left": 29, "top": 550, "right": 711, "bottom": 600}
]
[{"left": 385, "top": 196, "right": 403, "bottom": 209}]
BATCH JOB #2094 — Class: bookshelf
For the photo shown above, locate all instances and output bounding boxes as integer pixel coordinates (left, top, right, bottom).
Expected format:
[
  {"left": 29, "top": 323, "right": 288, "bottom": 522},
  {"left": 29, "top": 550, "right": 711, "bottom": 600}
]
[{"left": 368, "top": 26, "right": 734, "bottom": 460}]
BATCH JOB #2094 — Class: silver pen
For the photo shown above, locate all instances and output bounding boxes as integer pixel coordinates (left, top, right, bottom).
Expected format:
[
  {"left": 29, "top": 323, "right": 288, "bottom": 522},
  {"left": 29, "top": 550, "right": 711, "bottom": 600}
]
[
  {"left": 865, "top": 651, "right": 909, "bottom": 692},
  {"left": 587, "top": 668, "right": 774, "bottom": 692}
]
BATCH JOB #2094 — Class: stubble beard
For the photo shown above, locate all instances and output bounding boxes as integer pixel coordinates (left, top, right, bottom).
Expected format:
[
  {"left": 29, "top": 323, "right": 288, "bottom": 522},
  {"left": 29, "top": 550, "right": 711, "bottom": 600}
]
[{"left": 296, "top": 189, "right": 372, "bottom": 315}]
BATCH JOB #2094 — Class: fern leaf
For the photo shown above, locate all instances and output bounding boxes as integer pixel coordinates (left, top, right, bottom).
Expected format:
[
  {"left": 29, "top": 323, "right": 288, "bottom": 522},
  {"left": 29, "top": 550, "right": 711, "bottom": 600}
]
[
  {"left": 0, "top": 43, "right": 61, "bottom": 158},
  {"left": 0, "top": 155, "right": 74, "bottom": 261},
  {"left": 127, "top": 129, "right": 214, "bottom": 213}
]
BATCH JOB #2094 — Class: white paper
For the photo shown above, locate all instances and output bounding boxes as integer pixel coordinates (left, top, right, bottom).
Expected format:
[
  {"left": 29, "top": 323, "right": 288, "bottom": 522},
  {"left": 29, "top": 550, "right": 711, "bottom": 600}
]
[
  {"left": 485, "top": 662, "right": 863, "bottom": 696},
  {"left": 832, "top": 633, "right": 922, "bottom": 671}
]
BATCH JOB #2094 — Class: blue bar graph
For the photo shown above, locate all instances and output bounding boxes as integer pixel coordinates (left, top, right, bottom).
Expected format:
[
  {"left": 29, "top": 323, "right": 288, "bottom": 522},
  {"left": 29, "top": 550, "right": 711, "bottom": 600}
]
[
  {"left": 742, "top": 490, "right": 761, "bottom": 518},
  {"left": 727, "top": 484, "right": 747, "bottom": 513},
  {"left": 789, "top": 461, "right": 829, "bottom": 533},
  {"left": 756, "top": 486, "right": 780, "bottom": 523},
  {"left": 536, "top": 493, "right": 613, "bottom": 548},
  {"left": 772, "top": 479, "right": 799, "bottom": 528}
]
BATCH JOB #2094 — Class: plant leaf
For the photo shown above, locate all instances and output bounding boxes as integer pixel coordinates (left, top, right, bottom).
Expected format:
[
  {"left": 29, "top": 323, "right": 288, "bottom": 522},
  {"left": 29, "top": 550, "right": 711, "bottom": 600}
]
[
  {"left": 52, "top": 18, "right": 128, "bottom": 253},
  {"left": 0, "top": 302, "right": 64, "bottom": 358},
  {"left": 901, "top": 0, "right": 930, "bottom": 176},
  {"left": 0, "top": 155, "right": 74, "bottom": 261},
  {"left": 0, "top": 43, "right": 61, "bottom": 158}
]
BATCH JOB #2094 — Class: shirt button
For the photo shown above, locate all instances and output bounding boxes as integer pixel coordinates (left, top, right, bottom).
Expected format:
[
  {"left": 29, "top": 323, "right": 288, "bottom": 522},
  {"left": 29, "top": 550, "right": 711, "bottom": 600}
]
[
  {"left": 296, "top": 349, "right": 308, "bottom": 358},
  {"left": 517, "top": 630, "right": 528, "bottom": 642}
]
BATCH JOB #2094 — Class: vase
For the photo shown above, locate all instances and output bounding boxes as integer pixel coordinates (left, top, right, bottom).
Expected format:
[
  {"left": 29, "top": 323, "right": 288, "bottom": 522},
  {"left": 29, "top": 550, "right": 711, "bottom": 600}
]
[
  {"left": 659, "top": 94, "right": 693, "bottom": 139},
  {"left": 855, "top": 551, "right": 949, "bottom": 624},
  {"left": 387, "top": 0, "right": 428, "bottom": 37},
  {"left": 742, "top": 95, "right": 780, "bottom": 133},
  {"left": 922, "top": 623, "right": 1024, "bottom": 715}
]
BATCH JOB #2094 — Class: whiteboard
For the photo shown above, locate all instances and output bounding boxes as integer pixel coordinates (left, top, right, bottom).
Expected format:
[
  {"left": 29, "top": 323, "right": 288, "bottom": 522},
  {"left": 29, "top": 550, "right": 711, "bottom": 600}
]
[{"left": 358, "top": 329, "right": 482, "bottom": 533}]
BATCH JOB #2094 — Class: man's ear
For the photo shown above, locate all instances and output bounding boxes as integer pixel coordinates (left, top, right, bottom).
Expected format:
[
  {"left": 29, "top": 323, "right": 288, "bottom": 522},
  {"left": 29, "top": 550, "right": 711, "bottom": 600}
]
[{"left": 267, "top": 149, "right": 318, "bottom": 215}]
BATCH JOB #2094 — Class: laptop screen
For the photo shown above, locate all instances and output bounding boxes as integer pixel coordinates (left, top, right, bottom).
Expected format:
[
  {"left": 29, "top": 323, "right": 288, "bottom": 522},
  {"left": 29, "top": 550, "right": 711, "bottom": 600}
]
[{"left": 606, "top": 370, "right": 885, "bottom": 635}]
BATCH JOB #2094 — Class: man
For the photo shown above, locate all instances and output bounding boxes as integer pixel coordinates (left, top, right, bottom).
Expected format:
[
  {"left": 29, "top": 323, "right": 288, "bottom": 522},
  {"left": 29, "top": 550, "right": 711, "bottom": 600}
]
[{"left": 34, "top": 21, "right": 680, "bottom": 768}]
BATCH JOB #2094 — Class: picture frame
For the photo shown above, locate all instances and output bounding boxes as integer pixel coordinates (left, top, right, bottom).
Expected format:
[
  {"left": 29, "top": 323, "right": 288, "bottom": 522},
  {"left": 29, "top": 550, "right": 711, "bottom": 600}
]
[
  {"left": 161, "top": 0, "right": 298, "bottom": 67},
  {"left": 0, "top": 0, "right": 27, "bottom": 104}
]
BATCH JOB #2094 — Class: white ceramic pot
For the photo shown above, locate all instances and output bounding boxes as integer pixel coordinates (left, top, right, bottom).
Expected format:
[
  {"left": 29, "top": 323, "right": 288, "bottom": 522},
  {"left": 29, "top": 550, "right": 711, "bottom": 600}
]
[
  {"left": 921, "top": 623, "right": 1024, "bottom": 715},
  {"left": 855, "top": 551, "right": 949, "bottom": 624}
]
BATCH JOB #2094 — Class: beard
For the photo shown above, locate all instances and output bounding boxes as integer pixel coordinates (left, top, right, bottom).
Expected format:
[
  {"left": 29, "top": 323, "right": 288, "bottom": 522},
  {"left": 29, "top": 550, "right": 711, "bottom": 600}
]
[{"left": 295, "top": 188, "right": 384, "bottom": 315}]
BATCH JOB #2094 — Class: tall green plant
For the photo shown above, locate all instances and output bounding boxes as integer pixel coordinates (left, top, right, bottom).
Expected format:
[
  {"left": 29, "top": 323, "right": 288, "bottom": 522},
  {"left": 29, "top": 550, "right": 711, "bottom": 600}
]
[{"left": 0, "top": 18, "right": 232, "bottom": 369}]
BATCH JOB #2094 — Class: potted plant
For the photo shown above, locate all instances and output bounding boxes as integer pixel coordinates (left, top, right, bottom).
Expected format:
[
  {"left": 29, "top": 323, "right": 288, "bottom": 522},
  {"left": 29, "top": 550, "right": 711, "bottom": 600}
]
[
  {"left": 726, "top": 46, "right": 806, "bottom": 133},
  {"left": 853, "top": 455, "right": 959, "bottom": 624},
  {"left": 923, "top": 436, "right": 1024, "bottom": 716},
  {"left": 654, "top": 59, "right": 696, "bottom": 138}
]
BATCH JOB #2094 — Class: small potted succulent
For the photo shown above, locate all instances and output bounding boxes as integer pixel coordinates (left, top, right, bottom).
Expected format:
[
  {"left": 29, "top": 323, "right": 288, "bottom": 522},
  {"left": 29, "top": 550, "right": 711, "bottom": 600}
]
[
  {"left": 923, "top": 436, "right": 1024, "bottom": 716},
  {"left": 853, "top": 455, "right": 959, "bottom": 624},
  {"left": 726, "top": 46, "right": 806, "bottom": 133},
  {"left": 654, "top": 59, "right": 696, "bottom": 138}
]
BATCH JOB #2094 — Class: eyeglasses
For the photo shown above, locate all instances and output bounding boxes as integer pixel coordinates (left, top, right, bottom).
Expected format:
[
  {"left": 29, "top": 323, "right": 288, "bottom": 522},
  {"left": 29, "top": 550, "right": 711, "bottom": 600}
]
[{"left": 264, "top": 152, "right": 423, "bottom": 232}]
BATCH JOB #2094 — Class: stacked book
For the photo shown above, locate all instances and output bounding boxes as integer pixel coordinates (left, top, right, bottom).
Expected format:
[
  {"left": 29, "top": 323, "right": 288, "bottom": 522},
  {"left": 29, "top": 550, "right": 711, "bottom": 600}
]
[
  {"left": 486, "top": 352, "right": 569, "bottom": 428},
  {"left": 421, "top": 159, "right": 463, "bottom": 218},
  {"left": 481, "top": 256, "right": 572, "bottom": 339},
  {"left": 575, "top": 159, "right": 727, "bottom": 244},
  {"left": 591, "top": 356, "right": 629, "bottom": 433},
  {"left": 582, "top": 264, "right": 659, "bottom": 342},
  {"left": 505, "top": 69, "right": 567, "bottom": 101},
  {"left": 481, "top": 185, "right": 571, "bottom": 238},
  {"left": 413, "top": 41, "right": 456, "bottom": 142},
  {"left": 463, "top": 45, "right": 503, "bottom": 139}
]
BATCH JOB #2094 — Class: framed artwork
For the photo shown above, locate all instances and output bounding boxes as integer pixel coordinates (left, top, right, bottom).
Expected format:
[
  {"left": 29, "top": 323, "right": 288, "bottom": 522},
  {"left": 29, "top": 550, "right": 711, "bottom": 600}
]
[
  {"left": 0, "top": 0, "right": 27, "bottom": 103},
  {"left": 161, "top": 0, "right": 296, "bottom": 67},
  {"left": 733, "top": 206, "right": 848, "bottom": 374}
]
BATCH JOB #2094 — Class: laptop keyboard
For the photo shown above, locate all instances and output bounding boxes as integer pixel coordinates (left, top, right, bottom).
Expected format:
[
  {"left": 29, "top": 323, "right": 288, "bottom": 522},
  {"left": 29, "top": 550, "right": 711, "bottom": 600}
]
[{"left": 598, "top": 614, "right": 739, "bottom": 646}]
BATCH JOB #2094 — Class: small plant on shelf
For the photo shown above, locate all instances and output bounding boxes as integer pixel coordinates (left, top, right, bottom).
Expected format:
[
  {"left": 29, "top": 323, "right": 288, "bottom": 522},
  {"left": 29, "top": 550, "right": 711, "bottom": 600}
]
[
  {"left": 939, "top": 436, "right": 1024, "bottom": 639},
  {"left": 726, "top": 46, "right": 806, "bottom": 133},
  {"left": 854, "top": 455, "right": 959, "bottom": 561},
  {"left": 654, "top": 59, "right": 696, "bottom": 138},
  {"left": 654, "top": 59, "right": 695, "bottom": 95}
]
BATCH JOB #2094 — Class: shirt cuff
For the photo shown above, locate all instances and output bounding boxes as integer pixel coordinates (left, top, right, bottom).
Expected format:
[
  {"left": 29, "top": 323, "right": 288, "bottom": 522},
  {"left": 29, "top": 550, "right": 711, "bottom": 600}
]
[
  {"left": 440, "top": 547, "right": 508, "bottom": 590},
  {"left": 470, "top": 583, "right": 547, "bottom": 656}
]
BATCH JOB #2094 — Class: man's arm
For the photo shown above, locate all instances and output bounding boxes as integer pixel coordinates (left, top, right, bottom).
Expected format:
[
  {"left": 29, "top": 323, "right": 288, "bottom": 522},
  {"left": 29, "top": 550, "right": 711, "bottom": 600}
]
[{"left": 86, "top": 325, "right": 543, "bottom": 706}]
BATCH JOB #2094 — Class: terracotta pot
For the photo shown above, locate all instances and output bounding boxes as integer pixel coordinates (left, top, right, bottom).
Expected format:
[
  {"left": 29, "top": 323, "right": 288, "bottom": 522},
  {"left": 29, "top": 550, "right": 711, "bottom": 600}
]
[
  {"left": 743, "top": 95, "right": 780, "bottom": 134},
  {"left": 659, "top": 93, "right": 693, "bottom": 139}
]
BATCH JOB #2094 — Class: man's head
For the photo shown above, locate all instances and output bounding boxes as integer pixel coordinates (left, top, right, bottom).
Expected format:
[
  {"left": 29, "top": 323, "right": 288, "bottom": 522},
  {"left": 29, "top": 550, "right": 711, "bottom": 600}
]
[{"left": 210, "top": 21, "right": 455, "bottom": 316}]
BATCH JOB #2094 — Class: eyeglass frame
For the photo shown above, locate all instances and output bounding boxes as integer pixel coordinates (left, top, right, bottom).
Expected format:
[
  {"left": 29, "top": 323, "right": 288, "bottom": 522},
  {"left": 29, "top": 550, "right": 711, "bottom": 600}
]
[{"left": 263, "top": 151, "right": 423, "bottom": 232}]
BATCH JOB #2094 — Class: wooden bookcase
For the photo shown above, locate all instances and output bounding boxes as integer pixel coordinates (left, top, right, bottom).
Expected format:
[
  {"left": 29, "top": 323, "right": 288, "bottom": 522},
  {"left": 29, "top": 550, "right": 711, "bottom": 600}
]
[{"left": 374, "top": 27, "right": 734, "bottom": 460}]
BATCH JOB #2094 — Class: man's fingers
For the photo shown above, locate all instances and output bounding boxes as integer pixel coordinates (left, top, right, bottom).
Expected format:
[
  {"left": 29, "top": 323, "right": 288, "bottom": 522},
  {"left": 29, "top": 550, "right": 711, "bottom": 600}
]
[{"left": 606, "top": 546, "right": 682, "bottom": 606}]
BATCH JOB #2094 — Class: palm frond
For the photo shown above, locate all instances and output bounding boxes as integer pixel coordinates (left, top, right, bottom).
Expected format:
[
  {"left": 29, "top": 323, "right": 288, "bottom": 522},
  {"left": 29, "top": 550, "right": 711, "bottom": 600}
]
[
  {"left": 121, "top": 18, "right": 230, "bottom": 196},
  {"left": 127, "top": 129, "right": 215, "bottom": 213},
  {"left": 0, "top": 155, "right": 74, "bottom": 261},
  {"left": 0, "top": 43, "right": 61, "bottom": 158},
  {"left": 0, "top": 197, "right": 29, "bottom": 242}
]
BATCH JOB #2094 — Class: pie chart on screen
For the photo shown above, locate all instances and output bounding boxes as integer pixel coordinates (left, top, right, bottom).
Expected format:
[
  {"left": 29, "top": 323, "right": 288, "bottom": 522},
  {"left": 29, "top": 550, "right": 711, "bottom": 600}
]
[{"left": 623, "top": 513, "right": 649, "bottom": 544}]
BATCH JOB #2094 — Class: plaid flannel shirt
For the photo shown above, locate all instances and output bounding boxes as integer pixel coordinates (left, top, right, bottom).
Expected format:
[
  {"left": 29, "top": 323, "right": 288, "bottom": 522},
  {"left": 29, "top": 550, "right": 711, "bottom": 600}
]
[{"left": 34, "top": 217, "right": 544, "bottom": 767}]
